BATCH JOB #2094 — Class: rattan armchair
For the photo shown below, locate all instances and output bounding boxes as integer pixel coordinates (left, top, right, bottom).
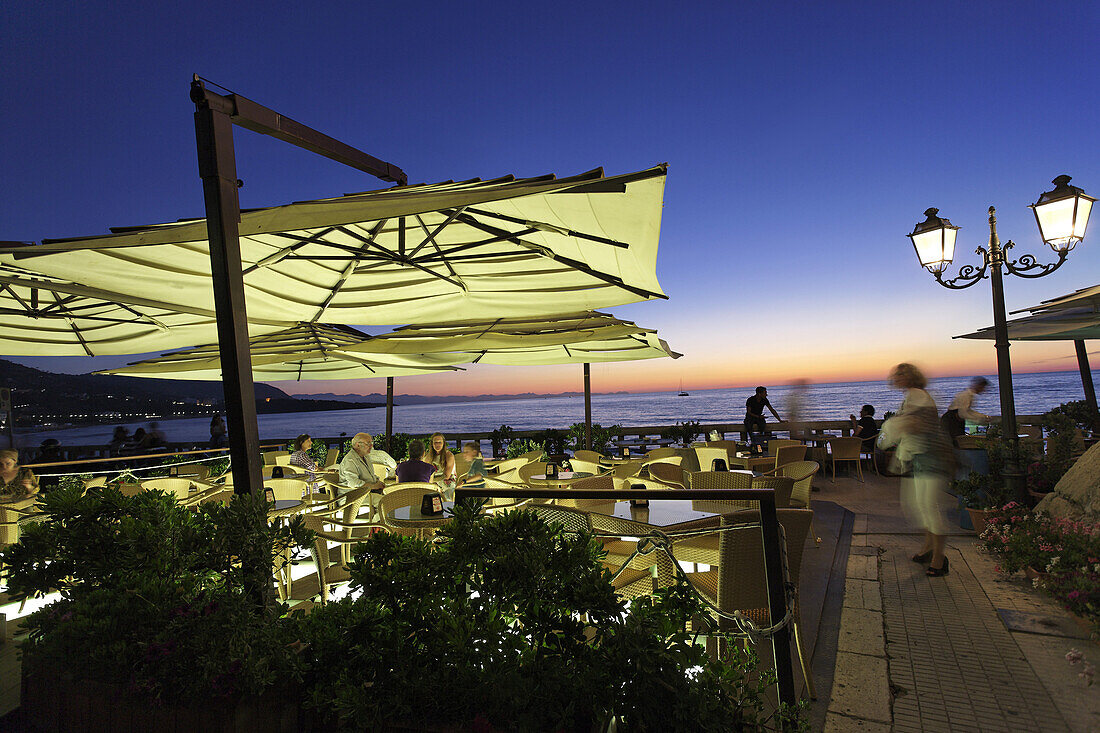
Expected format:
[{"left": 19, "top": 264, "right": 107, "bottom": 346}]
[
  {"left": 690, "top": 508, "right": 817, "bottom": 699},
  {"left": 572, "top": 449, "right": 605, "bottom": 464}
]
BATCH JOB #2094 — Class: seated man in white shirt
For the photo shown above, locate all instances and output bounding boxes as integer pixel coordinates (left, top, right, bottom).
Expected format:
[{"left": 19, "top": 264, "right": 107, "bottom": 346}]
[
  {"left": 337, "top": 432, "right": 387, "bottom": 495},
  {"left": 942, "top": 377, "right": 990, "bottom": 444},
  {"left": 366, "top": 442, "right": 398, "bottom": 479}
]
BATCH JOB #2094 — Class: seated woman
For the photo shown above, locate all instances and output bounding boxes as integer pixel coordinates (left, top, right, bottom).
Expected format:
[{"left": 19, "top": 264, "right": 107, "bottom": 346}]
[
  {"left": 289, "top": 434, "right": 322, "bottom": 491},
  {"left": 107, "top": 426, "right": 130, "bottom": 456},
  {"left": 457, "top": 442, "right": 486, "bottom": 489},
  {"left": 0, "top": 449, "right": 39, "bottom": 500},
  {"left": 396, "top": 439, "right": 437, "bottom": 484},
  {"left": 427, "top": 432, "right": 457, "bottom": 486}
]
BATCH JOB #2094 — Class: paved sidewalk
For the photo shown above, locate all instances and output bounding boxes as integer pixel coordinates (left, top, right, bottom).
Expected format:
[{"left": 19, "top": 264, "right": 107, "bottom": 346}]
[{"left": 820, "top": 473, "right": 1099, "bottom": 733}]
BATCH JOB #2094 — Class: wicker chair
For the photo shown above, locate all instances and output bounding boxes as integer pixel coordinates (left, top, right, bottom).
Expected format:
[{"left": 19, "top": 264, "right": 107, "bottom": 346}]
[
  {"left": 857, "top": 433, "right": 880, "bottom": 475},
  {"left": 706, "top": 440, "right": 741, "bottom": 461},
  {"left": 694, "top": 446, "right": 729, "bottom": 473},
  {"left": 644, "top": 447, "right": 679, "bottom": 462},
  {"left": 376, "top": 484, "right": 449, "bottom": 540},
  {"left": 262, "top": 450, "right": 289, "bottom": 466},
  {"left": 780, "top": 461, "right": 821, "bottom": 544},
  {"left": 556, "top": 475, "right": 617, "bottom": 513},
  {"left": 690, "top": 470, "right": 755, "bottom": 512},
  {"left": 766, "top": 439, "right": 803, "bottom": 453},
  {"left": 518, "top": 461, "right": 550, "bottom": 487},
  {"left": 647, "top": 462, "right": 689, "bottom": 489},
  {"left": 573, "top": 449, "right": 605, "bottom": 463},
  {"left": 690, "top": 508, "right": 817, "bottom": 699},
  {"left": 828, "top": 437, "right": 864, "bottom": 483},
  {"left": 139, "top": 477, "right": 196, "bottom": 500},
  {"left": 568, "top": 458, "right": 606, "bottom": 477},
  {"left": 773, "top": 444, "right": 808, "bottom": 472},
  {"left": 263, "top": 478, "right": 309, "bottom": 501}
]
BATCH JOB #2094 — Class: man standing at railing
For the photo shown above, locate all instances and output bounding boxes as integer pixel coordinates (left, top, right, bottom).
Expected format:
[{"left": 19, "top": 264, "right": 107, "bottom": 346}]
[
  {"left": 745, "top": 386, "right": 782, "bottom": 440},
  {"left": 337, "top": 432, "right": 386, "bottom": 496}
]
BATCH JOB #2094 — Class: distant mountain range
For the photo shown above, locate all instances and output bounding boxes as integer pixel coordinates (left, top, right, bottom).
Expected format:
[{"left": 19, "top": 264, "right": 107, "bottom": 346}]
[
  {"left": 0, "top": 359, "right": 626, "bottom": 429},
  {"left": 0, "top": 359, "right": 379, "bottom": 428}
]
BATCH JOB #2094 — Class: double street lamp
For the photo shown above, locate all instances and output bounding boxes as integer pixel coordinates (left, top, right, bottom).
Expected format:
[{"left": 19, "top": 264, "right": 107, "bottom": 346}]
[{"left": 907, "top": 175, "right": 1095, "bottom": 500}]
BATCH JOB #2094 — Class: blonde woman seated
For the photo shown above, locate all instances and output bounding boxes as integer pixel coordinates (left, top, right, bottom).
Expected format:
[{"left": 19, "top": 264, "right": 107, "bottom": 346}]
[
  {"left": 1, "top": 450, "right": 39, "bottom": 500},
  {"left": 422, "top": 431, "right": 453, "bottom": 482}
]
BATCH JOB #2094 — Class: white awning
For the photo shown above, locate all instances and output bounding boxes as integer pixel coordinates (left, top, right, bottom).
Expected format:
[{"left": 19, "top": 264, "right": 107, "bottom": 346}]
[
  {"left": 98, "top": 323, "right": 461, "bottom": 381},
  {"left": 338, "top": 312, "right": 682, "bottom": 366},
  {"left": 955, "top": 305, "right": 1100, "bottom": 342},
  {"left": 0, "top": 262, "right": 285, "bottom": 356},
  {"left": 8, "top": 166, "right": 668, "bottom": 325}
]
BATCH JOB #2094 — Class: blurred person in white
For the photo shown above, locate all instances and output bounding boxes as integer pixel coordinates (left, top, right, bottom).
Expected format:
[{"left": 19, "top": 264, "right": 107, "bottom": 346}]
[
  {"left": 879, "top": 363, "right": 955, "bottom": 577},
  {"left": 942, "top": 377, "right": 990, "bottom": 445}
]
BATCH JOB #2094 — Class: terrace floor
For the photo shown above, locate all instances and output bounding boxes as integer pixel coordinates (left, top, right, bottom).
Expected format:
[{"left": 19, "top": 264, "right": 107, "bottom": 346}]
[
  {"left": 1, "top": 470, "right": 1097, "bottom": 731},
  {"left": 817, "top": 471, "right": 1100, "bottom": 733}
]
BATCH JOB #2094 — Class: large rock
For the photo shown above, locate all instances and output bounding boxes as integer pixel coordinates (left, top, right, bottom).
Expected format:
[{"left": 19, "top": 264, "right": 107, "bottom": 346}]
[{"left": 1034, "top": 441, "right": 1100, "bottom": 521}]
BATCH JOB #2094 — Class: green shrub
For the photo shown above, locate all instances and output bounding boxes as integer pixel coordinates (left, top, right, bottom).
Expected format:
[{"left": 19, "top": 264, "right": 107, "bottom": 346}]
[
  {"left": 662, "top": 420, "right": 701, "bottom": 447},
  {"left": 567, "top": 422, "right": 622, "bottom": 455},
  {"left": 1, "top": 487, "right": 313, "bottom": 702},
  {"left": 297, "top": 501, "right": 808, "bottom": 731},
  {"left": 488, "top": 424, "right": 515, "bottom": 457},
  {"left": 505, "top": 438, "right": 544, "bottom": 460}
]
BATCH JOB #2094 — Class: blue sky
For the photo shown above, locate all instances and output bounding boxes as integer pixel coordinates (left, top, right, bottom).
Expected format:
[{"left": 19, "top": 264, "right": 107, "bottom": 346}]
[{"left": 3, "top": 1, "right": 1099, "bottom": 396}]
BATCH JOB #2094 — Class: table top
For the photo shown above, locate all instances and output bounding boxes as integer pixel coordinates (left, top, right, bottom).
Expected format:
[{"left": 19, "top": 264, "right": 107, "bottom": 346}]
[
  {"left": 614, "top": 438, "right": 675, "bottom": 447},
  {"left": 390, "top": 501, "right": 455, "bottom": 522},
  {"left": 587, "top": 499, "right": 719, "bottom": 528}
]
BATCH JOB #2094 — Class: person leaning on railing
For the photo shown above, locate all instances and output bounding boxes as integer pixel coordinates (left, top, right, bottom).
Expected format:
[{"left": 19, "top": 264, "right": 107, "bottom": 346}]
[{"left": 0, "top": 449, "right": 39, "bottom": 500}]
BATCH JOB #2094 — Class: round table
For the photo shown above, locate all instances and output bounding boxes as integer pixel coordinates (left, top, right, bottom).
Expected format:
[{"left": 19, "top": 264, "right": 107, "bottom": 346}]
[{"left": 386, "top": 501, "right": 454, "bottom": 539}]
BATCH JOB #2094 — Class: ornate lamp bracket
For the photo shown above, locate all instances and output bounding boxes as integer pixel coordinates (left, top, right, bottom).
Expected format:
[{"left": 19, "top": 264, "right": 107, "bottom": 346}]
[
  {"left": 1003, "top": 240, "right": 1072, "bottom": 279},
  {"left": 932, "top": 247, "right": 989, "bottom": 289}
]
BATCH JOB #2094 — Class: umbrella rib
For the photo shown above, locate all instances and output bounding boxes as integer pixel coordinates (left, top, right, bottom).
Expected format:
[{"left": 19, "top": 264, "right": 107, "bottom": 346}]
[
  {"left": 406, "top": 207, "right": 465, "bottom": 260},
  {"left": 244, "top": 226, "right": 339, "bottom": 274},
  {"left": 67, "top": 318, "right": 94, "bottom": 357},
  {"left": 314, "top": 220, "right": 388, "bottom": 321},
  {"left": 411, "top": 229, "right": 542, "bottom": 263},
  {"left": 414, "top": 214, "right": 466, "bottom": 287},
  {"left": 1, "top": 284, "right": 33, "bottom": 313},
  {"left": 450, "top": 212, "right": 666, "bottom": 301},
  {"left": 461, "top": 206, "right": 631, "bottom": 249}
]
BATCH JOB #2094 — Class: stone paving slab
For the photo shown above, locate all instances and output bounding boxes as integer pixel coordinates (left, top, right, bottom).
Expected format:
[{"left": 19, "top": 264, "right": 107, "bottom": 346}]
[
  {"left": 880, "top": 539, "right": 1071, "bottom": 733},
  {"left": 827, "top": 651, "right": 891, "bottom": 723}
]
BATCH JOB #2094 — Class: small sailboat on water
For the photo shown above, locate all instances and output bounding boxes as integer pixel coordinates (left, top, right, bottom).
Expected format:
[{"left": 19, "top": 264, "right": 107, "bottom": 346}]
[{"left": 677, "top": 379, "right": 689, "bottom": 397}]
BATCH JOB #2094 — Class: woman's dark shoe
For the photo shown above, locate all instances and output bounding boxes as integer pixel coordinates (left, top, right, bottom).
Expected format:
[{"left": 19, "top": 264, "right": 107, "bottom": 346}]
[
  {"left": 926, "top": 556, "right": 950, "bottom": 577},
  {"left": 911, "top": 551, "right": 933, "bottom": 564}
]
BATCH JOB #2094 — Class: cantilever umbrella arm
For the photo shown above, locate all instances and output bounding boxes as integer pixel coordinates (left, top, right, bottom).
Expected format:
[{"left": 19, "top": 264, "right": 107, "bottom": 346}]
[{"left": 190, "top": 76, "right": 406, "bottom": 500}]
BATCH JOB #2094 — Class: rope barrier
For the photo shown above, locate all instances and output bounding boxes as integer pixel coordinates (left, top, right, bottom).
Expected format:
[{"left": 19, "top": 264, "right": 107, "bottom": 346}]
[
  {"left": 35, "top": 454, "right": 230, "bottom": 479},
  {"left": 587, "top": 521, "right": 798, "bottom": 644}
]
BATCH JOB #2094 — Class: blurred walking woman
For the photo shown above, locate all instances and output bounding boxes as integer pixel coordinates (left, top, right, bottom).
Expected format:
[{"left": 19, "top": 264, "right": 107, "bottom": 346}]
[
  {"left": 0, "top": 450, "right": 39, "bottom": 500},
  {"left": 879, "top": 363, "right": 955, "bottom": 576}
]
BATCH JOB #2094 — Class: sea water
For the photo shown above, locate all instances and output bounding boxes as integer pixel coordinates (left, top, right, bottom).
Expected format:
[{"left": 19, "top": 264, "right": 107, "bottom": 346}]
[{"left": 14, "top": 370, "right": 1096, "bottom": 449}]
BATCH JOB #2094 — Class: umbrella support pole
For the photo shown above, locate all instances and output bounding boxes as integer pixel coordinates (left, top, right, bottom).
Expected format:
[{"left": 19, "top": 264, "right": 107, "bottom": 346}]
[
  {"left": 190, "top": 76, "right": 408, "bottom": 501},
  {"left": 193, "top": 96, "right": 264, "bottom": 499},
  {"left": 583, "top": 363, "right": 592, "bottom": 451},
  {"left": 1075, "top": 340, "right": 1099, "bottom": 429},
  {"left": 386, "top": 377, "right": 395, "bottom": 452}
]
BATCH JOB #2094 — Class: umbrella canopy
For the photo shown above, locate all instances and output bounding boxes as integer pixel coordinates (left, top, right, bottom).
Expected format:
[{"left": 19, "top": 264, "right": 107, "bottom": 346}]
[
  {"left": 954, "top": 306, "right": 1100, "bottom": 342},
  {"left": 97, "top": 323, "right": 460, "bottom": 381},
  {"left": 8, "top": 166, "right": 668, "bottom": 325},
  {"left": 337, "top": 312, "right": 682, "bottom": 365},
  {"left": 0, "top": 262, "right": 288, "bottom": 356},
  {"left": 1016, "top": 283, "right": 1100, "bottom": 314}
]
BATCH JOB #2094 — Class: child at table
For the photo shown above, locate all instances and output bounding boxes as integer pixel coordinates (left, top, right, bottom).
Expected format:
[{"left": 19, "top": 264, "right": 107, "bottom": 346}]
[{"left": 458, "top": 442, "right": 486, "bottom": 489}]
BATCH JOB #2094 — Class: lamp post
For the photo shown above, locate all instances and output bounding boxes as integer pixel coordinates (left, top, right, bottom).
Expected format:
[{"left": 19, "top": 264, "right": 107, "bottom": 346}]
[{"left": 907, "top": 176, "right": 1094, "bottom": 501}]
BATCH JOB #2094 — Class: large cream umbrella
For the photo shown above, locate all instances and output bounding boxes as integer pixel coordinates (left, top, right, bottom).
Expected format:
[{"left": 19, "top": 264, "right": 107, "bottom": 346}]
[
  {"left": 7, "top": 166, "right": 669, "bottom": 325},
  {"left": 0, "top": 262, "right": 286, "bottom": 356},
  {"left": 339, "top": 312, "right": 682, "bottom": 450},
  {"left": 956, "top": 302, "right": 1100, "bottom": 420},
  {"left": 97, "top": 323, "right": 459, "bottom": 381}
]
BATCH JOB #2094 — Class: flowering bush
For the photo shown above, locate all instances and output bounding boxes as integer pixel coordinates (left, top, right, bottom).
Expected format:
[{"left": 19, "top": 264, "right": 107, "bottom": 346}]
[{"left": 980, "top": 502, "right": 1100, "bottom": 633}]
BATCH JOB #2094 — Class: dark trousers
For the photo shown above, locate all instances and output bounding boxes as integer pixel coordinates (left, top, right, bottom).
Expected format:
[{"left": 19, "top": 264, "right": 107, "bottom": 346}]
[{"left": 744, "top": 415, "right": 766, "bottom": 436}]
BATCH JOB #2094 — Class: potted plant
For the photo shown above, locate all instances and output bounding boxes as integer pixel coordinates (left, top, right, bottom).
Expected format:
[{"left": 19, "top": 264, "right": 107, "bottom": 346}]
[
  {"left": 488, "top": 424, "right": 514, "bottom": 458},
  {"left": 951, "top": 472, "right": 1008, "bottom": 532}
]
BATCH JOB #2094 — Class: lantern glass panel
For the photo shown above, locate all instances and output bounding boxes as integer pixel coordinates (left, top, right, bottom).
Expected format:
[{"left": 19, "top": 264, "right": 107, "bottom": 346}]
[{"left": 912, "top": 226, "right": 956, "bottom": 270}]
